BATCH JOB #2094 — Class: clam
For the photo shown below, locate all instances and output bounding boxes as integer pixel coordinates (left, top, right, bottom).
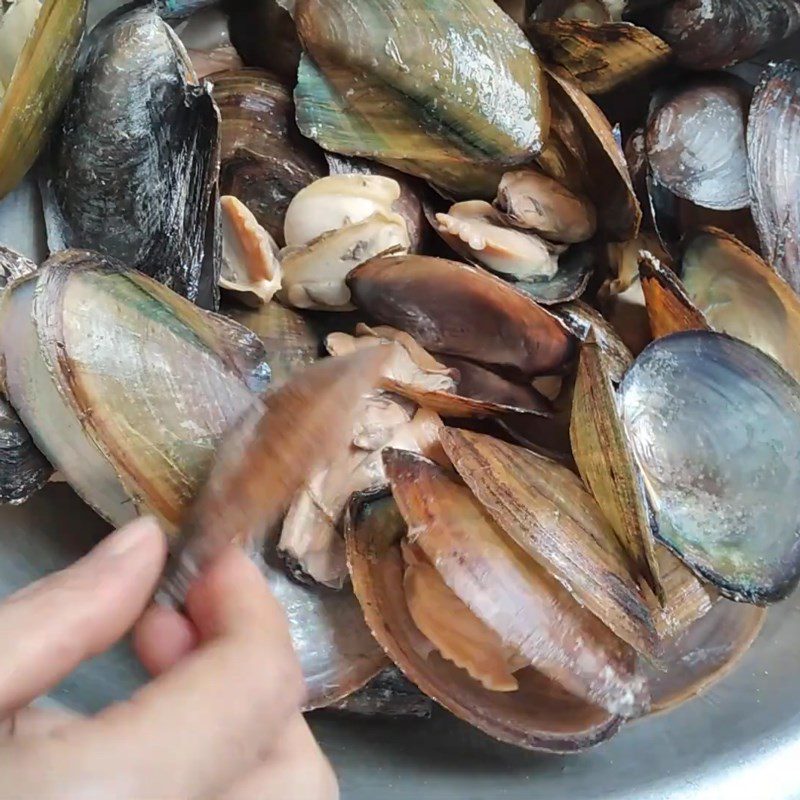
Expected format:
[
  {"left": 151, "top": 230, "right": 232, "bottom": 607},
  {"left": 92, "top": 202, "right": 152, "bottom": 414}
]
[
  {"left": 219, "top": 195, "right": 282, "bottom": 306},
  {"left": 0, "top": 397, "right": 52, "bottom": 505},
  {"left": 280, "top": 399, "right": 445, "bottom": 588},
  {"left": 747, "top": 61, "right": 800, "bottom": 293},
  {"left": 279, "top": 212, "right": 409, "bottom": 311},
  {"left": 173, "top": 6, "right": 243, "bottom": 78},
  {"left": 646, "top": 77, "right": 750, "bottom": 212},
  {"left": 325, "top": 155, "right": 429, "bottom": 254},
  {"left": 291, "top": 0, "right": 549, "bottom": 198},
  {"left": 155, "top": 0, "right": 218, "bottom": 20},
  {"left": 433, "top": 201, "right": 560, "bottom": 281},
  {"left": 544, "top": 67, "right": 641, "bottom": 241},
  {"left": 441, "top": 428, "right": 658, "bottom": 657},
  {"left": 42, "top": 5, "right": 220, "bottom": 308},
  {"left": 0, "top": 0, "right": 85, "bottom": 199},
  {"left": 382, "top": 448, "right": 648, "bottom": 713},
  {"left": 570, "top": 342, "right": 663, "bottom": 599},
  {"left": 526, "top": 18, "right": 671, "bottom": 95},
  {"left": 347, "top": 255, "right": 575, "bottom": 377},
  {"left": 345, "top": 488, "right": 625, "bottom": 751},
  {"left": 0, "top": 249, "right": 385, "bottom": 708},
  {"left": 495, "top": 169, "right": 597, "bottom": 243},
  {"left": 283, "top": 175, "right": 407, "bottom": 249},
  {"left": 619, "top": 331, "right": 800, "bottom": 603},
  {"left": 652, "top": 0, "right": 800, "bottom": 70},
  {"left": 227, "top": 0, "right": 301, "bottom": 83},
  {"left": 429, "top": 197, "right": 596, "bottom": 304},
  {"left": 210, "top": 69, "right": 326, "bottom": 247}
]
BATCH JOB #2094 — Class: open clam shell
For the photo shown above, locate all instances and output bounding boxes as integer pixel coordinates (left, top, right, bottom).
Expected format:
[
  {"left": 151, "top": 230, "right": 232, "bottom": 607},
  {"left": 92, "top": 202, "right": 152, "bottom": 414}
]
[
  {"left": 619, "top": 331, "right": 800, "bottom": 604},
  {"left": 747, "top": 60, "right": 800, "bottom": 294},
  {"left": 545, "top": 67, "right": 641, "bottom": 241},
  {"left": 646, "top": 598, "right": 766, "bottom": 715},
  {"left": 570, "top": 341, "right": 662, "bottom": 599},
  {"left": 292, "top": 0, "right": 549, "bottom": 198},
  {"left": 42, "top": 5, "right": 220, "bottom": 308},
  {"left": 210, "top": 68, "right": 326, "bottom": 247},
  {"left": 0, "top": 0, "right": 85, "bottom": 199},
  {"left": 527, "top": 18, "right": 671, "bottom": 95},
  {"left": 344, "top": 488, "right": 624, "bottom": 751},
  {"left": 347, "top": 255, "right": 575, "bottom": 377},
  {"left": 638, "top": 250, "right": 710, "bottom": 339},
  {"left": 441, "top": 428, "right": 658, "bottom": 658}
]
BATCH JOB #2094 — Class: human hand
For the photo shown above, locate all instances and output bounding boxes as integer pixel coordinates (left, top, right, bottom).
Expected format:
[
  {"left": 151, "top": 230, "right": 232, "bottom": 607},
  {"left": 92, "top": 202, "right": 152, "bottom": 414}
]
[{"left": 0, "top": 517, "right": 338, "bottom": 799}]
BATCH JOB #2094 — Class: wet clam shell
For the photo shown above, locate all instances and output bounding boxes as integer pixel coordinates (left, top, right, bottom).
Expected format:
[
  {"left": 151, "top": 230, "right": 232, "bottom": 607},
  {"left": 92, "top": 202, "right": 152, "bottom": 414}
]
[
  {"left": 619, "top": 331, "right": 800, "bottom": 604},
  {"left": 747, "top": 60, "right": 800, "bottom": 293},
  {"left": 345, "top": 487, "right": 627, "bottom": 751}
]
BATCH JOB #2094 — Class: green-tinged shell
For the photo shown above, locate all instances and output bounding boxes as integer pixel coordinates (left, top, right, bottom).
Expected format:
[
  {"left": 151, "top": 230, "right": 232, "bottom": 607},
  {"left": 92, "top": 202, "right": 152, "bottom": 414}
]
[
  {"left": 210, "top": 69, "right": 326, "bottom": 247},
  {"left": 570, "top": 342, "right": 662, "bottom": 599},
  {"left": 42, "top": 5, "right": 220, "bottom": 308},
  {"left": 293, "top": 0, "right": 549, "bottom": 198},
  {"left": 527, "top": 19, "right": 671, "bottom": 94},
  {"left": 441, "top": 428, "right": 659, "bottom": 658},
  {"left": 0, "top": 0, "right": 85, "bottom": 199},
  {"left": 619, "top": 331, "right": 800, "bottom": 603},
  {"left": 344, "top": 488, "right": 624, "bottom": 751},
  {"left": 1, "top": 250, "right": 268, "bottom": 531},
  {"left": 155, "top": 0, "right": 217, "bottom": 20}
]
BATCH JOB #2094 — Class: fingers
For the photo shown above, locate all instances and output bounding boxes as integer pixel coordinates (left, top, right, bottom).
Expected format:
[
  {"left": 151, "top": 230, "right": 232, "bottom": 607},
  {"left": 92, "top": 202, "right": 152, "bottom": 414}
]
[
  {"left": 59, "top": 546, "right": 306, "bottom": 799},
  {"left": 0, "top": 517, "right": 167, "bottom": 717},
  {"left": 133, "top": 604, "right": 198, "bottom": 676},
  {"left": 0, "top": 706, "right": 78, "bottom": 742},
  {"left": 220, "top": 715, "right": 339, "bottom": 800}
]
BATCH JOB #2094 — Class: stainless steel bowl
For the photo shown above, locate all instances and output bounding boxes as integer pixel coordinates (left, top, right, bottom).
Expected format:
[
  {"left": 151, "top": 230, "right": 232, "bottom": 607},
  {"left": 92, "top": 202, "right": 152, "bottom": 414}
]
[{"left": 2, "top": 6, "right": 799, "bottom": 794}]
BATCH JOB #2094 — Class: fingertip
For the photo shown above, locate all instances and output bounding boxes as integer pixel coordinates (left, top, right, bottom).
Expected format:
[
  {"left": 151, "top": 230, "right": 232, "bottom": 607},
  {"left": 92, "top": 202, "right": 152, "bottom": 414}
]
[
  {"left": 133, "top": 604, "right": 198, "bottom": 676},
  {"left": 185, "top": 547, "right": 281, "bottom": 640}
]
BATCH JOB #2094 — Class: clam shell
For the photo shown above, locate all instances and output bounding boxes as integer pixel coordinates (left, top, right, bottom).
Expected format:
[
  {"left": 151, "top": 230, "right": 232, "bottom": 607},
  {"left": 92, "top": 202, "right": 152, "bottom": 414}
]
[
  {"left": 747, "top": 60, "right": 800, "bottom": 293},
  {"left": 0, "top": 0, "right": 85, "bottom": 199},
  {"left": 441, "top": 428, "right": 659, "bottom": 658},
  {"left": 545, "top": 67, "right": 641, "bottom": 240},
  {"left": 210, "top": 69, "right": 326, "bottom": 247},
  {"left": 347, "top": 255, "right": 575, "bottom": 377},
  {"left": 619, "top": 331, "right": 800, "bottom": 603},
  {"left": 646, "top": 77, "right": 750, "bottom": 212},
  {"left": 570, "top": 341, "right": 663, "bottom": 599},
  {"left": 292, "top": 0, "right": 549, "bottom": 198},
  {"left": 527, "top": 19, "right": 670, "bottom": 95},
  {"left": 42, "top": 5, "right": 220, "bottom": 308},
  {"left": 654, "top": 0, "right": 800, "bottom": 70},
  {"left": 344, "top": 488, "right": 624, "bottom": 752}
]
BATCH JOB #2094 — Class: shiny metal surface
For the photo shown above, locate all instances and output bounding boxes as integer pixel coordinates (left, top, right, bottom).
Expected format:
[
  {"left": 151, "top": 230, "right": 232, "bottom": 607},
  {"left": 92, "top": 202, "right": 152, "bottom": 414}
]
[
  {"left": 0, "top": 485, "right": 798, "bottom": 800},
  {"left": 3, "top": 7, "right": 800, "bottom": 793}
]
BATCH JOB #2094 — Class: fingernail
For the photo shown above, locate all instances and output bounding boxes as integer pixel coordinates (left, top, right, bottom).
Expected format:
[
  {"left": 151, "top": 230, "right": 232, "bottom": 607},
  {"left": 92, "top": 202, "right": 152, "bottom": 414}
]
[{"left": 96, "top": 516, "right": 164, "bottom": 560}]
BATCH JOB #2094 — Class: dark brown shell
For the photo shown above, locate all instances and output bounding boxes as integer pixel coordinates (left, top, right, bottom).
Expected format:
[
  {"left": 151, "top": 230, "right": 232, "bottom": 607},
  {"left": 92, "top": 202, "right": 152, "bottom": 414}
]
[
  {"left": 347, "top": 255, "right": 576, "bottom": 377},
  {"left": 209, "top": 69, "right": 327, "bottom": 247},
  {"left": 527, "top": 19, "right": 670, "bottom": 94},
  {"left": 653, "top": 0, "right": 800, "bottom": 70}
]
